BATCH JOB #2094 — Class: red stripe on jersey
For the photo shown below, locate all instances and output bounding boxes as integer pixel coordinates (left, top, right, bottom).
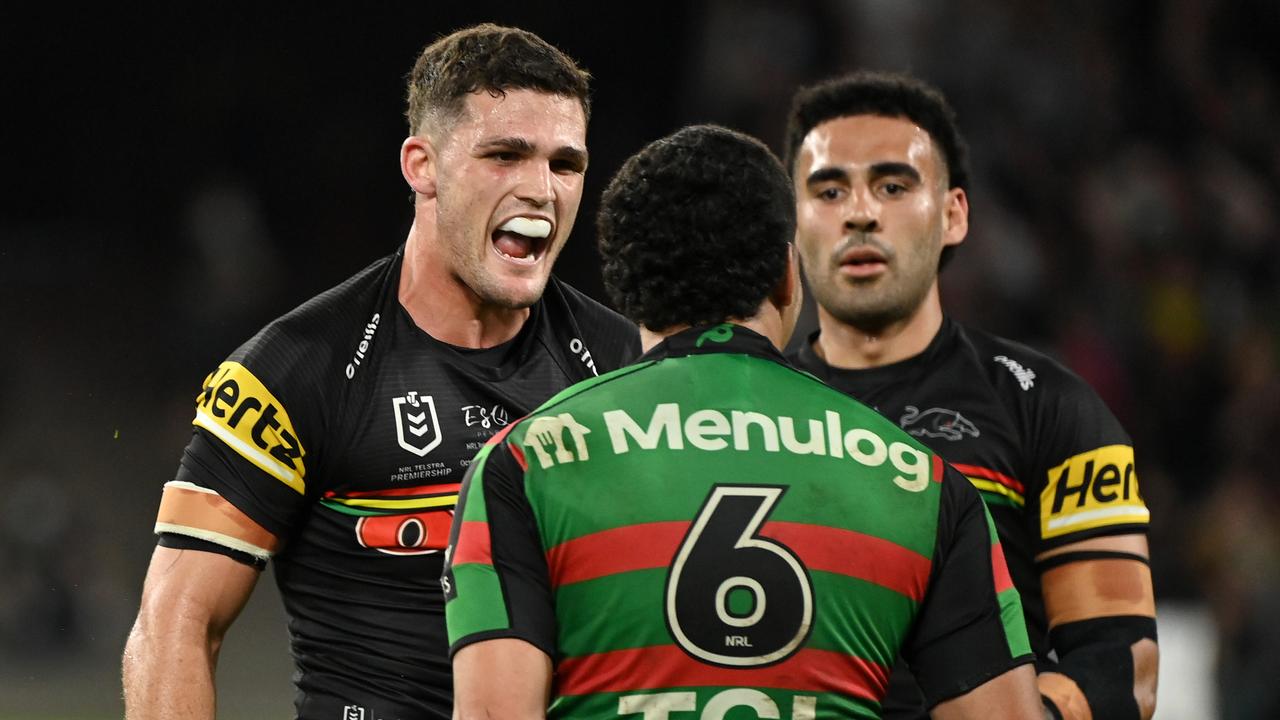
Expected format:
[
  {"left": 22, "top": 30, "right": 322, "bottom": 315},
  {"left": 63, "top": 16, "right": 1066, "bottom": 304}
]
[
  {"left": 547, "top": 522, "right": 686, "bottom": 588},
  {"left": 991, "top": 542, "right": 1014, "bottom": 593},
  {"left": 766, "top": 522, "right": 931, "bottom": 601},
  {"left": 557, "top": 645, "right": 887, "bottom": 701},
  {"left": 932, "top": 454, "right": 944, "bottom": 483},
  {"left": 547, "top": 521, "right": 929, "bottom": 600},
  {"left": 452, "top": 521, "right": 493, "bottom": 566},
  {"left": 951, "top": 463, "right": 1025, "bottom": 495},
  {"left": 326, "top": 482, "right": 461, "bottom": 499}
]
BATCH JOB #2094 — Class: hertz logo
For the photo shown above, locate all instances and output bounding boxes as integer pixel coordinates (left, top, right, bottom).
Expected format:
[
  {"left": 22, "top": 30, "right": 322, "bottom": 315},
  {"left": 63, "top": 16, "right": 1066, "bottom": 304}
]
[
  {"left": 193, "top": 361, "right": 307, "bottom": 494},
  {"left": 1040, "top": 445, "right": 1147, "bottom": 539}
]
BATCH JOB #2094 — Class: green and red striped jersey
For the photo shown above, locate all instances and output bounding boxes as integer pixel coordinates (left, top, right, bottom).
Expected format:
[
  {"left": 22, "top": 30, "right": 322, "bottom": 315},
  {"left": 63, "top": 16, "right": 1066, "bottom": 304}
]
[{"left": 444, "top": 324, "right": 1032, "bottom": 718}]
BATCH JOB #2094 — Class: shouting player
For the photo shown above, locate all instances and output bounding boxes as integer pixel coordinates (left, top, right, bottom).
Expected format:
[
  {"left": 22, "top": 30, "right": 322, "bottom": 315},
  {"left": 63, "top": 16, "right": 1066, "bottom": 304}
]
[
  {"left": 122, "top": 24, "right": 638, "bottom": 720},
  {"left": 443, "top": 124, "right": 1042, "bottom": 719},
  {"left": 784, "top": 71, "right": 1158, "bottom": 720}
]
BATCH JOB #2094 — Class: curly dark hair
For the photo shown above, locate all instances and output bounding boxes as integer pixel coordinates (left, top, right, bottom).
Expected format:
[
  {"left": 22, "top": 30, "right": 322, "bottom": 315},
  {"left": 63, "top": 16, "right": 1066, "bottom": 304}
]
[
  {"left": 598, "top": 125, "right": 795, "bottom": 331},
  {"left": 405, "top": 23, "right": 591, "bottom": 135},
  {"left": 784, "top": 71, "right": 970, "bottom": 269}
]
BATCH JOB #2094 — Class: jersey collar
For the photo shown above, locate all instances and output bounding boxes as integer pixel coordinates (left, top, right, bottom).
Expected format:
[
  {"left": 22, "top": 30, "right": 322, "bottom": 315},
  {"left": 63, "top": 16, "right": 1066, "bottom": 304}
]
[
  {"left": 795, "top": 316, "right": 960, "bottom": 391},
  {"left": 640, "top": 323, "right": 789, "bottom": 365}
]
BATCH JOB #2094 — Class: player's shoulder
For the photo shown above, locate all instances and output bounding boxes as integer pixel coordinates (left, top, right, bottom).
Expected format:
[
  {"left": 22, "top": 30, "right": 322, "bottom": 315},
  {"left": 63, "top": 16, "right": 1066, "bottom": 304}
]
[
  {"left": 543, "top": 278, "right": 634, "bottom": 336},
  {"left": 540, "top": 277, "right": 641, "bottom": 372},
  {"left": 224, "top": 251, "right": 397, "bottom": 390},
  {"left": 953, "top": 321, "right": 1101, "bottom": 404},
  {"left": 522, "top": 360, "right": 653, "bottom": 423}
]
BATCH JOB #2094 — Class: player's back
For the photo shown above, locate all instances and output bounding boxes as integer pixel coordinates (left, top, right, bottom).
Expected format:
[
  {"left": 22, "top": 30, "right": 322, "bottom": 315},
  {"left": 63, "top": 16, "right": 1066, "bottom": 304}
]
[{"left": 445, "top": 326, "right": 1033, "bottom": 719}]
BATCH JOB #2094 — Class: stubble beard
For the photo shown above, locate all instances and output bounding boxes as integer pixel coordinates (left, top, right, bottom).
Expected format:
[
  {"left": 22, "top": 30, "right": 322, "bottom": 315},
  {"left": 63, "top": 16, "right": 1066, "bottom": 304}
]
[
  {"left": 811, "top": 263, "right": 935, "bottom": 335},
  {"left": 458, "top": 256, "right": 549, "bottom": 310},
  {"left": 455, "top": 236, "right": 562, "bottom": 311},
  {"left": 436, "top": 201, "right": 550, "bottom": 311}
]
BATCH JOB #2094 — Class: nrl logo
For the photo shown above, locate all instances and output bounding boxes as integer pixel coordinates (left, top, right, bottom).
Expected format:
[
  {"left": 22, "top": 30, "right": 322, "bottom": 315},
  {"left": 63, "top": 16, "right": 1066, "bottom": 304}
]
[
  {"left": 900, "top": 405, "right": 980, "bottom": 441},
  {"left": 393, "top": 391, "right": 442, "bottom": 457}
]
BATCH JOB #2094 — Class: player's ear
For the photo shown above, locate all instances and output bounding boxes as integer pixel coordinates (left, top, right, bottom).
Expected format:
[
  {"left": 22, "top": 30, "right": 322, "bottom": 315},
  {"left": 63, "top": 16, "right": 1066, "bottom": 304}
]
[
  {"left": 770, "top": 243, "right": 804, "bottom": 347},
  {"left": 770, "top": 243, "right": 802, "bottom": 312},
  {"left": 942, "top": 186, "right": 969, "bottom": 248},
  {"left": 401, "top": 135, "right": 438, "bottom": 199}
]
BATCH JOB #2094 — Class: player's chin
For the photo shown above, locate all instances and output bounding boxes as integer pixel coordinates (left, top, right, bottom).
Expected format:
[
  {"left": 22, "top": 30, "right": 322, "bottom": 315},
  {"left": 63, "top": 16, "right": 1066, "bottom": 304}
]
[{"left": 481, "top": 272, "right": 552, "bottom": 309}]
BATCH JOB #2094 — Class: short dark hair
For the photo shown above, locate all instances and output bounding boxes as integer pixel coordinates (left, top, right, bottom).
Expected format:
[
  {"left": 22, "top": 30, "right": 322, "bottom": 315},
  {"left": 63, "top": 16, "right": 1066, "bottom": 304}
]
[
  {"left": 405, "top": 23, "right": 591, "bottom": 135},
  {"left": 598, "top": 125, "right": 795, "bottom": 331},
  {"left": 784, "top": 71, "right": 970, "bottom": 269},
  {"left": 784, "top": 71, "right": 968, "bottom": 188}
]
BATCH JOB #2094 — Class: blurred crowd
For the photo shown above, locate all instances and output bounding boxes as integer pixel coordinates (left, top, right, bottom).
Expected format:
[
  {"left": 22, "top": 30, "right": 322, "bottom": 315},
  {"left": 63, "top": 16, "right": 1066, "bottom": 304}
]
[{"left": 2, "top": 2, "right": 1277, "bottom": 717}]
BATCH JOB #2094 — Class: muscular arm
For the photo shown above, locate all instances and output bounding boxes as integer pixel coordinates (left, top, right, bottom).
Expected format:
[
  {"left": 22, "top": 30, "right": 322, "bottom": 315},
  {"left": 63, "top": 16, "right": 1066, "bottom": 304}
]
[
  {"left": 452, "top": 638, "right": 552, "bottom": 720},
  {"left": 122, "top": 546, "right": 259, "bottom": 720},
  {"left": 1036, "top": 534, "right": 1158, "bottom": 720},
  {"left": 931, "top": 663, "right": 1044, "bottom": 720}
]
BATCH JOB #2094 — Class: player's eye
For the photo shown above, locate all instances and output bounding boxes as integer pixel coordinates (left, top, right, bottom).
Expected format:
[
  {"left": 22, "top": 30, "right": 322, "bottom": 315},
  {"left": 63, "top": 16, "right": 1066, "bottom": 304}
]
[
  {"left": 879, "top": 180, "right": 912, "bottom": 197},
  {"left": 550, "top": 158, "right": 585, "bottom": 175},
  {"left": 816, "top": 186, "right": 845, "bottom": 201}
]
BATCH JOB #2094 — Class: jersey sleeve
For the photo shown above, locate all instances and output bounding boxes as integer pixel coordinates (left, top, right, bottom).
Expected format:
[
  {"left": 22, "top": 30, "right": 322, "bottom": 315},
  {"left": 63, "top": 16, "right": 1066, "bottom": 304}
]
[
  {"left": 157, "top": 323, "right": 331, "bottom": 558},
  {"left": 903, "top": 464, "right": 1034, "bottom": 707},
  {"left": 443, "top": 434, "right": 557, "bottom": 659},
  {"left": 1025, "top": 361, "right": 1148, "bottom": 550}
]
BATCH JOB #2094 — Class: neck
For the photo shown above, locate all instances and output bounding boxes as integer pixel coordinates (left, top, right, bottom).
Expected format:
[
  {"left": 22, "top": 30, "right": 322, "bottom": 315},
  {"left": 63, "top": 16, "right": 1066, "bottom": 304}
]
[
  {"left": 398, "top": 220, "right": 531, "bottom": 349},
  {"left": 813, "top": 285, "right": 944, "bottom": 369},
  {"left": 640, "top": 306, "right": 790, "bottom": 354}
]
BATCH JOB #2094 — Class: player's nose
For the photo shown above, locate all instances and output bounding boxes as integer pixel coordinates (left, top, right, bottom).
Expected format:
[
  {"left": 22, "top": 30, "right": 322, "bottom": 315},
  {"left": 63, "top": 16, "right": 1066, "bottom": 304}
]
[
  {"left": 515, "top": 161, "right": 555, "bottom": 207},
  {"left": 843, "top": 187, "right": 880, "bottom": 233}
]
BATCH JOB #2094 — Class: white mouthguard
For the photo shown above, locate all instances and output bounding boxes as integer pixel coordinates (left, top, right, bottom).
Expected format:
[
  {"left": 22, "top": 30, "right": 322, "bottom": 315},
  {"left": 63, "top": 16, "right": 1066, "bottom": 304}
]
[{"left": 499, "top": 217, "right": 552, "bottom": 239}]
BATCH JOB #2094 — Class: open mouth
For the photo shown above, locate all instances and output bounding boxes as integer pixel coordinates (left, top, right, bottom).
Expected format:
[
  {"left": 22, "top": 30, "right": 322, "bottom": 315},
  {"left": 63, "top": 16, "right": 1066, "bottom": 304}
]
[{"left": 492, "top": 217, "right": 552, "bottom": 265}]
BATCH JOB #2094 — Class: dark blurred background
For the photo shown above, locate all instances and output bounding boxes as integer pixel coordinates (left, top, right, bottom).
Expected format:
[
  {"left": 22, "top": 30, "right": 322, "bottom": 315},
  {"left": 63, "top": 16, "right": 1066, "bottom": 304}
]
[{"left": 3, "top": 2, "right": 1278, "bottom": 718}]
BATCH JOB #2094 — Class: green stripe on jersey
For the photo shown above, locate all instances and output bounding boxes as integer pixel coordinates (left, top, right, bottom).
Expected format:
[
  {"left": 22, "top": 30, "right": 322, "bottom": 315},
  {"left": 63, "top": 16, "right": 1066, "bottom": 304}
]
[
  {"left": 982, "top": 507, "right": 1031, "bottom": 658},
  {"left": 445, "top": 448, "right": 508, "bottom": 644},
  {"left": 555, "top": 568, "right": 912, "bottom": 669},
  {"left": 983, "top": 507, "right": 1000, "bottom": 545},
  {"left": 552, "top": 686, "right": 880, "bottom": 720},
  {"left": 446, "top": 563, "right": 509, "bottom": 644},
  {"left": 998, "top": 586, "right": 1031, "bottom": 658},
  {"left": 806, "top": 571, "right": 918, "bottom": 670},
  {"left": 555, "top": 569, "right": 668, "bottom": 655}
]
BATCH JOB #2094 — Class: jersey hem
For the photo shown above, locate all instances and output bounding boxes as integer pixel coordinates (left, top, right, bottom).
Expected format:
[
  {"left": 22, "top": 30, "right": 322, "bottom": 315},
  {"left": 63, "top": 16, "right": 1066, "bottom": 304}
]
[
  {"left": 447, "top": 628, "right": 555, "bottom": 663},
  {"left": 923, "top": 652, "right": 1035, "bottom": 709}
]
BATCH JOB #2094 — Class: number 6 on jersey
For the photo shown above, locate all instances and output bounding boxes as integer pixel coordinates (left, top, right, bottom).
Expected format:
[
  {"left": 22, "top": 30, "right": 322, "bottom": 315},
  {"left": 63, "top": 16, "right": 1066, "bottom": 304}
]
[{"left": 665, "top": 485, "right": 814, "bottom": 667}]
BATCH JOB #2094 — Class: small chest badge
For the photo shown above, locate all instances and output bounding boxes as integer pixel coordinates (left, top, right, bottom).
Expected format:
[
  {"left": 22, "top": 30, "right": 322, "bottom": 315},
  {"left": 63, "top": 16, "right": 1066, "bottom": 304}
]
[
  {"left": 900, "top": 405, "right": 980, "bottom": 441},
  {"left": 393, "top": 391, "right": 442, "bottom": 456}
]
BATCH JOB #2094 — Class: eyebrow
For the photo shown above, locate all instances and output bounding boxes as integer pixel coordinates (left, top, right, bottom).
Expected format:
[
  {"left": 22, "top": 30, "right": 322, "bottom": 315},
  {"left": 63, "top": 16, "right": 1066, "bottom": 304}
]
[
  {"left": 476, "top": 136, "right": 589, "bottom": 168},
  {"left": 805, "top": 166, "right": 849, "bottom": 187},
  {"left": 806, "top": 161, "right": 923, "bottom": 188},
  {"left": 868, "top": 161, "right": 922, "bottom": 184}
]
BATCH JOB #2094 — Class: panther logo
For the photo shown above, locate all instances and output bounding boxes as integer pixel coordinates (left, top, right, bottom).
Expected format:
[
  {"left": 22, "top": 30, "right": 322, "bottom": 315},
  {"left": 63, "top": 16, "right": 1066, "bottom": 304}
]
[{"left": 899, "top": 405, "right": 980, "bottom": 441}]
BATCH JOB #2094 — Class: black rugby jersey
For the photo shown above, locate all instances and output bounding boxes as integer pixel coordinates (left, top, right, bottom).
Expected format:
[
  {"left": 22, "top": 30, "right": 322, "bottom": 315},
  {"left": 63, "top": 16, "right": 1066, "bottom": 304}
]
[
  {"left": 166, "top": 246, "right": 639, "bottom": 720},
  {"left": 790, "top": 317, "right": 1148, "bottom": 717}
]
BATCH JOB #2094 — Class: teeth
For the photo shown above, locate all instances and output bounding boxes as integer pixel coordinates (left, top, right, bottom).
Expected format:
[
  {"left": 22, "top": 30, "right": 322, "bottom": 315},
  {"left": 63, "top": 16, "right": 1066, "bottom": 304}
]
[{"left": 499, "top": 217, "right": 551, "bottom": 239}]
